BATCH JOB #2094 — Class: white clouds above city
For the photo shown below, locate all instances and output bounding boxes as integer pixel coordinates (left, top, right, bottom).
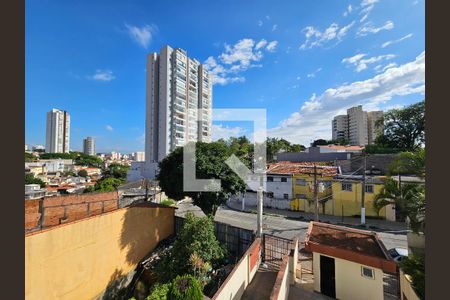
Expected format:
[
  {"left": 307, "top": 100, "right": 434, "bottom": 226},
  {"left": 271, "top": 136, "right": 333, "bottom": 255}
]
[
  {"left": 357, "top": 20, "right": 394, "bottom": 36},
  {"left": 106, "top": 125, "right": 114, "bottom": 132},
  {"left": 204, "top": 38, "right": 278, "bottom": 85},
  {"left": 268, "top": 51, "right": 425, "bottom": 145},
  {"left": 211, "top": 124, "right": 246, "bottom": 140},
  {"left": 87, "top": 70, "right": 116, "bottom": 81},
  {"left": 125, "top": 23, "right": 157, "bottom": 49},
  {"left": 342, "top": 53, "right": 395, "bottom": 72},
  {"left": 382, "top": 33, "right": 413, "bottom": 48},
  {"left": 300, "top": 21, "right": 355, "bottom": 49}
]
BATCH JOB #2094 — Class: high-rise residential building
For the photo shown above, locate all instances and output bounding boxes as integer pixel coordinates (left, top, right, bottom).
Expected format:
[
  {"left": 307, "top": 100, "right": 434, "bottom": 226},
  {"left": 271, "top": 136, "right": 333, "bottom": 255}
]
[
  {"left": 332, "top": 115, "right": 349, "bottom": 141},
  {"left": 145, "top": 45, "right": 212, "bottom": 163},
  {"left": 367, "top": 111, "right": 384, "bottom": 144},
  {"left": 347, "top": 105, "right": 368, "bottom": 146},
  {"left": 134, "top": 151, "right": 145, "bottom": 162},
  {"left": 83, "top": 137, "right": 95, "bottom": 156},
  {"left": 45, "top": 109, "right": 70, "bottom": 153},
  {"left": 331, "top": 106, "right": 384, "bottom": 146}
]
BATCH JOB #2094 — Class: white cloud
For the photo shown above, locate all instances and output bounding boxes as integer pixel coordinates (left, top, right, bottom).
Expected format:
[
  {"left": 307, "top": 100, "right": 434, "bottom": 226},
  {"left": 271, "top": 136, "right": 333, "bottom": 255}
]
[
  {"left": 87, "top": 70, "right": 116, "bottom": 81},
  {"left": 106, "top": 125, "right": 114, "bottom": 132},
  {"left": 382, "top": 33, "right": 413, "bottom": 48},
  {"left": 358, "top": 0, "right": 379, "bottom": 22},
  {"left": 125, "top": 23, "right": 156, "bottom": 48},
  {"left": 266, "top": 41, "right": 278, "bottom": 52},
  {"left": 343, "top": 5, "right": 353, "bottom": 16},
  {"left": 212, "top": 124, "right": 246, "bottom": 141},
  {"left": 204, "top": 38, "right": 277, "bottom": 85},
  {"left": 300, "top": 21, "right": 355, "bottom": 49},
  {"left": 357, "top": 21, "right": 394, "bottom": 36},
  {"left": 342, "top": 53, "right": 395, "bottom": 72},
  {"left": 268, "top": 51, "right": 425, "bottom": 144},
  {"left": 307, "top": 68, "right": 322, "bottom": 78},
  {"left": 258, "top": 20, "right": 263, "bottom": 26},
  {"left": 272, "top": 24, "right": 278, "bottom": 31}
]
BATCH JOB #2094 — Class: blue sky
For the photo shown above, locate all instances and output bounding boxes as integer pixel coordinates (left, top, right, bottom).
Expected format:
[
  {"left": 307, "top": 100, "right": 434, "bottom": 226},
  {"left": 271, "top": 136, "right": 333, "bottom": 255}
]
[{"left": 26, "top": 0, "right": 425, "bottom": 153}]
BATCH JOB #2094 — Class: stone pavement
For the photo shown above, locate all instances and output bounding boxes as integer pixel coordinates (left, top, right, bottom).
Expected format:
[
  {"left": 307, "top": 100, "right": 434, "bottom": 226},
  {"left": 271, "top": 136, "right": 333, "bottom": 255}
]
[{"left": 226, "top": 199, "right": 407, "bottom": 232}]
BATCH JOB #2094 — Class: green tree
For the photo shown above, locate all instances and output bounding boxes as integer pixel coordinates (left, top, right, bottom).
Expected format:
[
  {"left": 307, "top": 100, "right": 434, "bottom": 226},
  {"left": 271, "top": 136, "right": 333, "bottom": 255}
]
[
  {"left": 25, "top": 173, "right": 46, "bottom": 188},
  {"left": 389, "top": 149, "right": 425, "bottom": 178},
  {"left": 84, "top": 177, "right": 123, "bottom": 193},
  {"left": 400, "top": 254, "right": 425, "bottom": 299},
  {"left": 154, "top": 213, "right": 225, "bottom": 283},
  {"left": 146, "top": 283, "right": 170, "bottom": 300},
  {"left": 374, "top": 178, "right": 425, "bottom": 232},
  {"left": 103, "top": 163, "right": 129, "bottom": 180},
  {"left": 78, "top": 169, "right": 88, "bottom": 178},
  {"left": 379, "top": 100, "right": 425, "bottom": 151},
  {"left": 25, "top": 152, "right": 37, "bottom": 162},
  {"left": 157, "top": 142, "right": 246, "bottom": 215}
]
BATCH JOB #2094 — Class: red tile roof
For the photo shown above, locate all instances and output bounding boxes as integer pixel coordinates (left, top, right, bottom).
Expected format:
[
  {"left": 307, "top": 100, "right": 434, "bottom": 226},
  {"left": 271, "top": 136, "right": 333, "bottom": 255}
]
[
  {"left": 267, "top": 161, "right": 337, "bottom": 176},
  {"left": 319, "top": 145, "right": 364, "bottom": 151},
  {"left": 304, "top": 222, "right": 397, "bottom": 274}
]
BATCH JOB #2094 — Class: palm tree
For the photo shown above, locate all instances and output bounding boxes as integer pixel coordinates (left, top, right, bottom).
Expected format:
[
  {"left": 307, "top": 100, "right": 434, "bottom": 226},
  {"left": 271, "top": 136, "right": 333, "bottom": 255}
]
[{"left": 374, "top": 177, "right": 425, "bottom": 233}]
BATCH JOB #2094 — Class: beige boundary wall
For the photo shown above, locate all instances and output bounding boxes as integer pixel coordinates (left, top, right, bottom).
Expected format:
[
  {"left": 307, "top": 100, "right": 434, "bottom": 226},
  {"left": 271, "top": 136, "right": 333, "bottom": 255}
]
[
  {"left": 270, "top": 237, "right": 299, "bottom": 300},
  {"left": 400, "top": 270, "right": 421, "bottom": 300},
  {"left": 313, "top": 252, "right": 384, "bottom": 300},
  {"left": 212, "top": 238, "right": 261, "bottom": 300},
  {"left": 25, "top": 204, "right": 175, "bottom": 300}
]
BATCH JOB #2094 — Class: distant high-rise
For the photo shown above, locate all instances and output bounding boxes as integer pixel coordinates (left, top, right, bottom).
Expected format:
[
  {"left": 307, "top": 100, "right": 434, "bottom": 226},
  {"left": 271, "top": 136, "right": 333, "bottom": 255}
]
[
  {"left": 332, "top": 115, "right": 349, "bottom": 141},
  {"left": 45, "top": 109, "right": 70, "bottom": 153},
  {"left": 331, "top": 106, "right": 384, "bottom": 146},
  {"left": 145, "top": 45, "right": 212, "bottom": 163},
  {"left": 367, "top": 111, "right": 384, "bottom": 144},
  {"left": 83, "top": 137, "right": 95, "bottom": 156}
]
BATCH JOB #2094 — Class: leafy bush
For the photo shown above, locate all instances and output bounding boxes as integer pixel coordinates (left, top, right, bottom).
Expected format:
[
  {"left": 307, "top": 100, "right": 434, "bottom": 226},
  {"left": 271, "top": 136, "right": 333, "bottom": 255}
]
[
  {"left": 160, "top": 199, "right": 176, "bottom": 206},
  {"left": 25, "top": 173, "right": 46, "bottom": 188},
  {"left": 401, "top": 254, "right": 425, "bottom": 299},
  {"left": 146, "top": 283, "right": 170, "bottom": 300},
  {"left": 154, "top": 212, "right": 226, "bottom": 283},
  {"left": 167, "top": 275, "right": 203, "bottom": 300}
]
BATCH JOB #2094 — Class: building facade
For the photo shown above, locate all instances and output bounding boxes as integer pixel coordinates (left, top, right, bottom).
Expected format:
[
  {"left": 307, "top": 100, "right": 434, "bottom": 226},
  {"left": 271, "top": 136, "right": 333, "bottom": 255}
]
[
  {"left": 133, "top": 151, "right": 145, "bottom": 162},
  {"left": 83, "top": 137, "right": 95, "bottom": 156},
  {"left": 367, "top": 111, "right": 384, "bottom": 144},
  {"left": 45, "top": 109, "right": 70, "bottom": 153},
  {"left": 145, "top": 45, "right": 212, "bottom": 164},
  {"left": 347, "top": 105, "right": 368, "bottom": 146},
  {"left": 332, "top": 115, "right": 349, "bottom": 141}
]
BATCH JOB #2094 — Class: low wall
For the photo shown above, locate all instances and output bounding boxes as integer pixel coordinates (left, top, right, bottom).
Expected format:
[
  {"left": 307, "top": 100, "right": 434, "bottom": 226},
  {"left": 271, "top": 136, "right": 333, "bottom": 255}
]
[
  {"left": 25, "top": 203, "right": 175, "bottom": 300},
  {"left": 270, "top": 237, "right": 298, "bottom": 300},
  {"left": 232, "top": 193, "right": 291, "bottom": 210},
  {"left": 400, "top": 270, "right": 421, "bottom": 300},
  {"left": 212, "top": 238, "right": 262, "bottom": 300},
  {"left": 25, "top": 191, "right": 119, "bottom": 232}
]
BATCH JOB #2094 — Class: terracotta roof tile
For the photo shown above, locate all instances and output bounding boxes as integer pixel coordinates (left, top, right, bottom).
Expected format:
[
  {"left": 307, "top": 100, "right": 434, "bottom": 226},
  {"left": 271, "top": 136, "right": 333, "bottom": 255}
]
[{"left": 267, "top": 162, "right": 337, "bottom": 176}]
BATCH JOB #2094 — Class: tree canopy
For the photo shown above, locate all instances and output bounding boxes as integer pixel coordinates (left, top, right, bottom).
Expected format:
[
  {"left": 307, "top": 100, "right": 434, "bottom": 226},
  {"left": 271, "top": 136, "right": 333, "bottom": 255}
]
[
  {"left": 25, "top": 173, "right": 46, "bottom": 188},
  {"left": 25, "top": 152, "right": 38, "bottom": 162},
  {"left": 157, "top": 142, "right": 246, "bottom": 215},
  {"left": 40, "top": 151, "right": 103, "bottom": 167}
]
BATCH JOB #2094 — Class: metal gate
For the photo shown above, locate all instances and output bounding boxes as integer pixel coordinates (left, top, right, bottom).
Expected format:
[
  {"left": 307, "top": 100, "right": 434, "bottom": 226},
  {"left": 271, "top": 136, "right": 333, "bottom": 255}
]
[{"left": 262, "top": 234, "right": 294, "bottom": 268}]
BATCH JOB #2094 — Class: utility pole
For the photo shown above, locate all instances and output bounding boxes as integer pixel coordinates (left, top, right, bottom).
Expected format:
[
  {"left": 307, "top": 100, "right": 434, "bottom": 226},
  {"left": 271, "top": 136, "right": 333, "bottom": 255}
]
[
  {"left": 314, "top": 164, "right": 319, "bottom": 221},
  {"left": 256, "top": 187, "right": 263, "bottom": 237},
  {"left": 145, "top": 178, "right": 149, "bottom": 202},
  {"left": 361, "top": 153, "right": 367, "bottom": 225}
]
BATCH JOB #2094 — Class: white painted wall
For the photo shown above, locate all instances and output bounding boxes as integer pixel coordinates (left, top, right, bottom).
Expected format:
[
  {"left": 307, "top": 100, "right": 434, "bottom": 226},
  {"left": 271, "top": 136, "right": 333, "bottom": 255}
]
[{"left": 313, "top": 252, "right": 384, "bottom": 300}]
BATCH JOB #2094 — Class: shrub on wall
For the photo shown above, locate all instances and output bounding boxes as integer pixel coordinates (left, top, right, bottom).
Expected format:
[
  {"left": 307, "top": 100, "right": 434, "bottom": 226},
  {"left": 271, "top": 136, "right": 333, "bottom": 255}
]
[
  {"left": 167, "top": 275, "right": 203, "bottom": 300},
  {"left": 146, "top": 283, "right": 170, "bottom": 300}
]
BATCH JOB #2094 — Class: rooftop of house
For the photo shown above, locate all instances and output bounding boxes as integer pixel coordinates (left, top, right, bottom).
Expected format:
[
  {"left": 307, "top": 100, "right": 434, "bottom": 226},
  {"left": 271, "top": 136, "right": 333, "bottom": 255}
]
[
  {"left": 318, "top": 145, "right": 365, "bottom": 151},
  {"left": 305, "top": 222, "right": 397, "bottom": 273},
  {"left": 267, "top": 161, "right": 338, "bottom": 176}
]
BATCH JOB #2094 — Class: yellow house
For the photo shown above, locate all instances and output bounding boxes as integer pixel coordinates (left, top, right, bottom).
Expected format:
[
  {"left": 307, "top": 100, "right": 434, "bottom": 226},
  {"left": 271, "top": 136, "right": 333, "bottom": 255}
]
[
  {"left": 290, "top": 165, "right": 337, "bottom": 214},
  {"left": 331, "top": 176, "right": 396, "bottom": 221}
]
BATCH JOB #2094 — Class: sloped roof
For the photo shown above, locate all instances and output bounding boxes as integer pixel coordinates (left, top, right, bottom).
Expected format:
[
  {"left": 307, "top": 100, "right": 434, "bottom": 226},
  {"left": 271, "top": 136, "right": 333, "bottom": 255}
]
[{"left": 267, "top": 161, "right": 337, "bottom": 176}]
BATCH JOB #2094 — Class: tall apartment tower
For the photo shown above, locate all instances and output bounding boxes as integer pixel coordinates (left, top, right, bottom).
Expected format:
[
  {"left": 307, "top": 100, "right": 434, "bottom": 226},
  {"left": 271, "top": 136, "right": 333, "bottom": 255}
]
[
  {"left": 347, "top": 105, "right": 368, "bottom": 146},
  {"left": 83, "top": 137, "right": 95, "bottom": 156},
  {"left": 145, "top": 45, "right": 212, "bottom": 164},
  {"left": 367, "top": 111, "right": 384, "bottom": 144},
  {"left": 45, "top": 108, "right": 70, "bottom": 153},
  {"left": 332, "top": 115, "right": 349, "bottom": 141}
]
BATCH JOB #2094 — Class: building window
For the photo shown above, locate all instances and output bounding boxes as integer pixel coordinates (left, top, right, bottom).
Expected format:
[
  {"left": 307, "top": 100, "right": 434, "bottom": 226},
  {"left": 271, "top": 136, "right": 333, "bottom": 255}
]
[
  {"left": 361, "top": 266, "right": 375, "bottom": 279},
  {"left": 342, "top": 182, "right": 352, "bottom": 192},
  {"left": 296, "top": 194, "right": 307, "bottom": 199},
  {"left": 296, "top": 179, "right": 307, "bottom": 186},
  {"left": 365, "top": 184, "right": 374, "bottom": 193},
  {"left": 281, "top": 177, "right": 287, "bottom": 182},
  {"left": 267, "top": 192, "right": 274, "bottom": 198},
  {"left": 267, "top": 176, "right": 274, "bottom": 182},
  {"left": 283, "top": 194, "right": 289, "bottom": 199}
]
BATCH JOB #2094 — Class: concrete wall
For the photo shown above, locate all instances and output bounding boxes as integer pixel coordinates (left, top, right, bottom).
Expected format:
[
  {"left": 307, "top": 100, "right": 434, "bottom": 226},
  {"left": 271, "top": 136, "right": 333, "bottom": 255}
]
[
  {"left": 313, "top": 252, "right": 384, "bottom": 300},
  {"left": 233, "top": 192, "right": 291, "bottom": 210},
  {"left": 407, "top": 232, "right": 425, "bottom": 256},
  {"left": 270, "top": 238, "right": 298, "bottom": 300},
  {"left": 291, "top": 173, "right": 334, "bottom": 213},
  {"left": 25, "top": 205, "right": 175, "bottom": 300},
  {"left": 213, "top": 238, "right": 261, "bottom": 300},
  {"left": 266, "top": 174, "right": 293, "bottom": 200},
  {"left": 400, "top": 270, "right": 421, "bottom": 300}
]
